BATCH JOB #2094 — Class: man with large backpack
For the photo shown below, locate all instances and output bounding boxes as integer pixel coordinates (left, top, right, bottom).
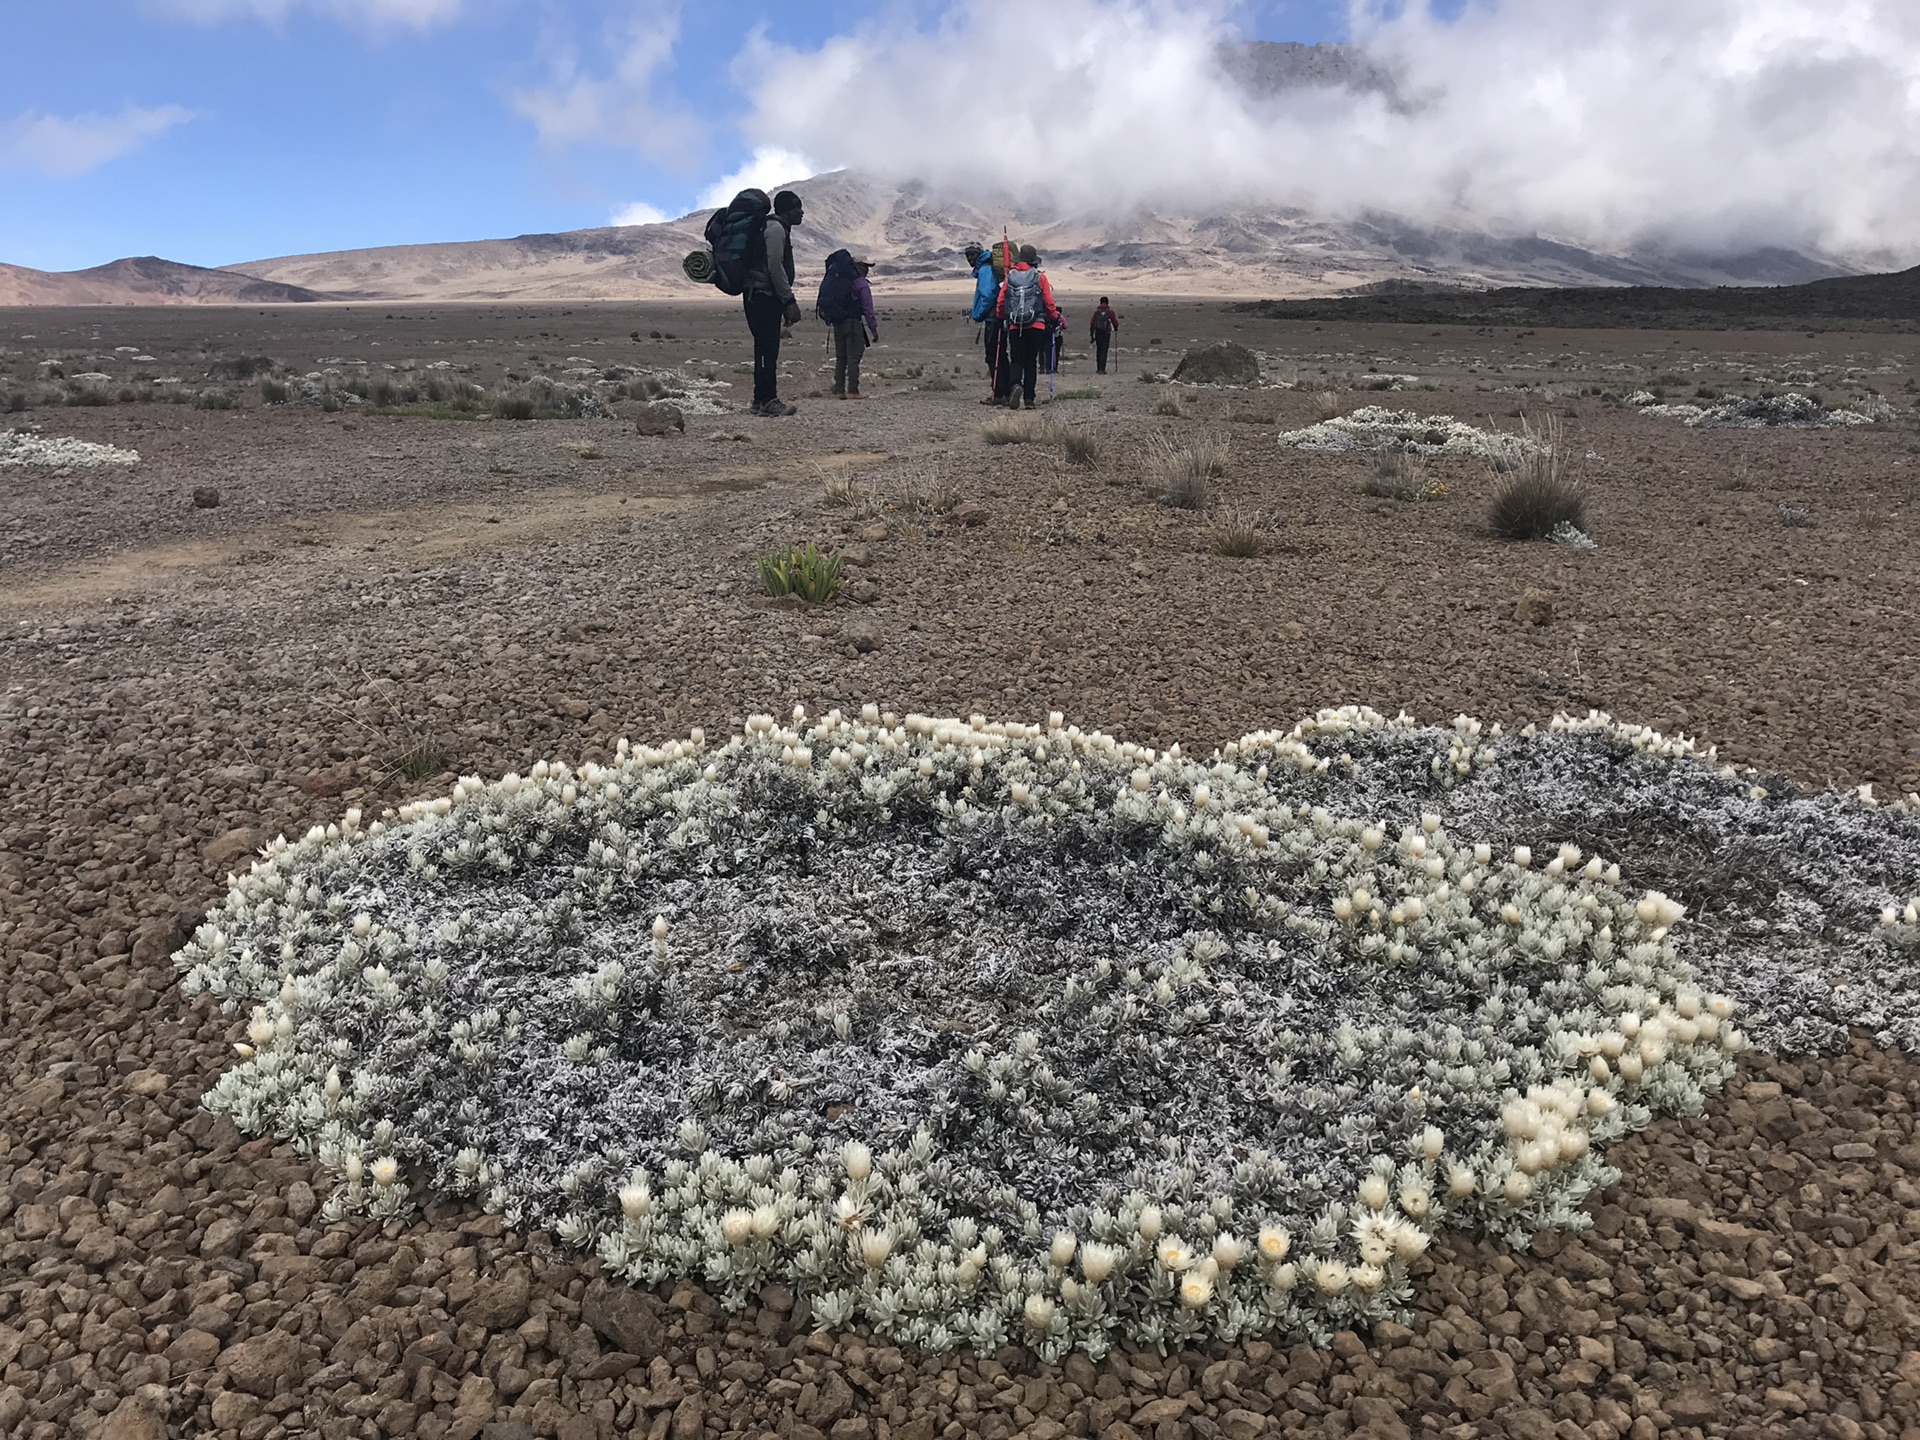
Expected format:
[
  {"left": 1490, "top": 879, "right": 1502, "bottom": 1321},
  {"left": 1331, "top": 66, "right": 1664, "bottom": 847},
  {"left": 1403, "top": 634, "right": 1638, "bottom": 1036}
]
[
  {"left": 817, "top": 250, "right": 879, "bottom": 399},
  {"left": 740, "top": 189, "right": 805, "bottom": 416},
  {"left": 967, "top": 241, "right": 1013, "bottom": 405},
  {"left": 995, "top": 245, "right": 1061, "bottom": 410},
  {"left": 1090, "top": 296, "right": 1120, "bottom": 374}
]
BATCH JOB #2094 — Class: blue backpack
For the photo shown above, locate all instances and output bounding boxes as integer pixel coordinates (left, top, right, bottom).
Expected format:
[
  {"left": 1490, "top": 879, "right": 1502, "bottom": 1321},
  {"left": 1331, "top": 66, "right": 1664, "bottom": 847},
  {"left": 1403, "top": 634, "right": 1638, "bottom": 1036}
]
[
  {"left": 700, "top": 189, "right": 772, "bottom": 297},
  {"left": 816, "top": 250, "right": 859, "bottom": 323}
]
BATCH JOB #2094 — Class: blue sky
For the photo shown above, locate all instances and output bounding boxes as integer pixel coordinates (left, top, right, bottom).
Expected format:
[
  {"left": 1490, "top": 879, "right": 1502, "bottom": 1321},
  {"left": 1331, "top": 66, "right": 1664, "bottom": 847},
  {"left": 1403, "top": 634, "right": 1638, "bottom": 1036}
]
[{"left": 0, "top": 0, "right": 1350, "bottom": 272}]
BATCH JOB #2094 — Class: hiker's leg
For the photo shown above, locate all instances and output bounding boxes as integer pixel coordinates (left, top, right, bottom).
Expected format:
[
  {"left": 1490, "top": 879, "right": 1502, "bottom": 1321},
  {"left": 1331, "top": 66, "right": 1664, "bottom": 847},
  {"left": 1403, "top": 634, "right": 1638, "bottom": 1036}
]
[
  {"left": 1019, "top": 329, "right": 1040, "bottom": 403},
  {"left": 746, "top": 294, "right": 780, "bottom": 408},
  {"left": 832, "top": 321, "right": 849, "bottom": 395},
  {"left": 1096, "top": 334, "right": 1109, "bottom": 373},
  {"left": 847, "top": 328, "right": 866, "bottom": 396}
]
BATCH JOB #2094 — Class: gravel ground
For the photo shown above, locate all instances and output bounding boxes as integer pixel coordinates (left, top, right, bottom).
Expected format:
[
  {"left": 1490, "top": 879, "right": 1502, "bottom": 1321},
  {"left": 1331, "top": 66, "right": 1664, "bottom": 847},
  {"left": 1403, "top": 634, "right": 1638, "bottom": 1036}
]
[{"left": 3, "top": 300, "right": 1920, "bottom": 1439}]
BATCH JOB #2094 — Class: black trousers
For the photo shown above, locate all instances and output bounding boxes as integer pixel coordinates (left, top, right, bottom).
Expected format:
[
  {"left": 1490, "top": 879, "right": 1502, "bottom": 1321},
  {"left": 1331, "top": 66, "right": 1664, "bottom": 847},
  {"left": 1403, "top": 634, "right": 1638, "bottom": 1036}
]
[
  {"left": 1094, "top": 332, "right": 1111, "bottom": 373},
  {"left": 1010, "top": 326, "right": 1049, "bottom": 403},
  {"left": 984, "top": 320, "right": 1012, "bottom": 397},
  {"left": 744, "top": 291, "right": 783, "bottom": 408}
]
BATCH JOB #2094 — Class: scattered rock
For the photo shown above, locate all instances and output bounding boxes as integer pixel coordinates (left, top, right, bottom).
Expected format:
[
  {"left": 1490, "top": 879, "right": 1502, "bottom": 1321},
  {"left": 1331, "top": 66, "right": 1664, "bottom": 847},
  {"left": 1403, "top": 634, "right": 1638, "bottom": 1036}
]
[
  {"left": 1172, "top": 341, "right": 1261, "bottom": 386},
  {"left": 221, "top": 1329, "right": 301, "bottom": 1397},
  {"left": 634, "top": 402, "right": 686, "bottom": 436},
  {"left": 462, "top": 1266, "right": 533, "bottom": 1329},
  {"left": 1512, "top": 587, "right": 1554, "bottom": 626},
  {"left": 203, "top": 826, "right": 264, "bottom": 870},
  {"left": 192, "top": 486, "right": 221, "bottom": 508},
  {"left": 97, "top": 1398, "right": 167, "bottom": 1440},
  {"left": 843, "top": 620, "right": 881, "bottom": 655},
  {"left": 858, "top": 522, "right": 890, "bottom": 543},
  {"left": 581, "top": 1278, "right": 665, "bottom": 1359},
  {"left": 950, "top": 501, "right": 990, "bottom": 527}
]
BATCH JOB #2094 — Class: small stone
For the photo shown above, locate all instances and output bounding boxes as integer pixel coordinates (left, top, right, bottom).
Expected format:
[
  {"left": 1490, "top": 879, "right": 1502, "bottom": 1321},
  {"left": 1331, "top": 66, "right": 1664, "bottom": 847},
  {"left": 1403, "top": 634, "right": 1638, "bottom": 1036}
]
[
  {"left": 799, "top": 1372, "right": 856, "bottom": 1426},
  {"left": 842, "top": 620, "right": 881, "bottom": 654},
  {"left": 462, "top": 1266, "right": 533, "bottom": 1330},
  {"left": 859, "top": 522, "right": 890, "bottom": 543},
  {"left": 127, "top": 1068, "right": 169, "bottom": 1097},
  {"left": 634, "top": 402, "right": 686, "bottom": 436},
  {"left": 98, "top": 1398, "right": 167, "bottom": 1440},
  {"left": 203, "top": 826, "right": 264, "bottom": 870},
  {"left": 950, "top": 501, "right": 990, "bottom": 527},
  {"left": 221, "top": 1329, "right": 301, "bottom": 1397},
  {"left": 286, "top": 1180, "right": 317, "bottom": 1225},
  {"left": 1512, "top": 587, "right": 1554, "bottom": 626},
  {"left": 193, "top": 486, "right": 221, "bottom": 508},
  {"left": 1497, "top": 1408, "right": 1555, "bottom": 1440},
  {"left": 1131, "top": 1397, "right": 1191, "bottom": 1427},
  {"left": 838, "top": 545, "right": 872, "bottom": 566},
  {"left": 846, "top": 579, "right": 881, "bottom": 605},
  {"left": 581, "top": 1279, "right": 665, "bottom": 1359},
  {"left": 200, "top": 1216, "right": 247, "bottom": 1258},
  {"left": 211, "top": 1390, "right": 263, "bottom": 1428}
]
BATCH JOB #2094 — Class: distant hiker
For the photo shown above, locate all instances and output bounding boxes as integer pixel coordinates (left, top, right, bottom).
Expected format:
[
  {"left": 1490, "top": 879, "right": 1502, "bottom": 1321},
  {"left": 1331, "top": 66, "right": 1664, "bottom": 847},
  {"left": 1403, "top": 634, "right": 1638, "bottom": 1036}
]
[
  {"left": 995, "top": 244, "right": 1061, "bottom": 410},
  {"left": 743, "top": 189, "right": 805, "bottom": 416},
  {"left": 1090, "top": 297, "right": 1120, "bottom": 374},
  {"left": 967, "top": 241, "right": 1012, "bottom": 404},
  {"left": 818, "top": 250, "right": 880, "bottom": 398}
]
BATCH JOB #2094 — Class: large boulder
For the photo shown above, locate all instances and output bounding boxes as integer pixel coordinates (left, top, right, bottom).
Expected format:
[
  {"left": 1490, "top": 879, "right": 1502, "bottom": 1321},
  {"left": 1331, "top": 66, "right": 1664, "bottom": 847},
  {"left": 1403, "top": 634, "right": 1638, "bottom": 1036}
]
[{"left": 1172, "top": 341, "right": 1261, "bottom": 386}]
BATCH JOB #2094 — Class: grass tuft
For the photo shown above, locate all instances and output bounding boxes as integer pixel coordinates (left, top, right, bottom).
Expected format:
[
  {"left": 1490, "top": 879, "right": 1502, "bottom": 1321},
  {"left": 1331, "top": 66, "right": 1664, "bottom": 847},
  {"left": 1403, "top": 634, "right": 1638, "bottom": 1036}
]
[
  {"left": 983, "top": 416, "right": 1040, "bottom": 446},
  {"left": 1150, "top": 434, "right": 1229, "bottom": 510},
  {"left": 1059, "top": 424, "right": 1101, "bottom": 467},
  {"left": 1489, "top": 415, "right": 1585, "bottom": 540},
  {"left": 1211, "top": 505, "right": 1268, "bottom": 558}
]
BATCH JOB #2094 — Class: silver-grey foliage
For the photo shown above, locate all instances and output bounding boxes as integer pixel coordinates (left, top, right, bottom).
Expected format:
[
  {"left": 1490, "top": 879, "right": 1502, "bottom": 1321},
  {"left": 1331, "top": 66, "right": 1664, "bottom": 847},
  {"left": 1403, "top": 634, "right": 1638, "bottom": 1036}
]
[{"left": 177, "top": 706, "right": 1919, "bottom": 1358}]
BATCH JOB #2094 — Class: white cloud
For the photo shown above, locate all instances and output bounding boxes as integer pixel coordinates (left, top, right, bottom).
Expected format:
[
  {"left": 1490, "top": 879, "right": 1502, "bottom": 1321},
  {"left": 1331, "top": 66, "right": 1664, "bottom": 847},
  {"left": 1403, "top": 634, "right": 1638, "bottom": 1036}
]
[
  {"left": 694, "top": 147, "right": 818, "bottom": 210},
  {"left": 732, "top": 0, "right": 1920, "bottom": 264},
  {"left": 610, "top": 201, "right": 672, "bottom": 226},
  {"left": 0, "top": 105, "right": 196, "bottom": 178},
  {"left": 151, "top": 0, "right": 463, "bottom": 27},
  {"left": 512, "top": 1, "right": 698, "bottom": 164}
]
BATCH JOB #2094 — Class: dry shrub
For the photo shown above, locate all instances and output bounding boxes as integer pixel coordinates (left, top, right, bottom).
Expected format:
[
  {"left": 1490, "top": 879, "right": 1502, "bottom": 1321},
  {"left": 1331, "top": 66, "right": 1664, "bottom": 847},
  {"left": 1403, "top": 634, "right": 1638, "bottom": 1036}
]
[
  {"left": 1153, "top": 398, "right": 1182, "bottom": 418},
  {"left": 1151, "top": 434, "right": 1229, "bottom": 510},
  {"left": 983, "top": 416, "right": 1040, "bottom": 446},
  {"left": 1059, "top": 424, "right": 1100, "bottom": 467},
  {"left": 1313, "top": 391, "right": 1344, "bottom": 422},
  {"left": 1489, "top": 415, "right": 1585, "bottom": 540},
  {"left": 1211, "top": 505, "right": 1267, "bottom": 558},
  {"left": 1362, "top": 450, "right": 1431, "bottom": 501}
]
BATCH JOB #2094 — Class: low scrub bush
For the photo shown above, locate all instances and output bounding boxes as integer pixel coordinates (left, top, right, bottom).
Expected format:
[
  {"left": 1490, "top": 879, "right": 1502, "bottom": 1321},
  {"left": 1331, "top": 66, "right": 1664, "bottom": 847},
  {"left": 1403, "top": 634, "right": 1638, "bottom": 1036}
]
[
  {"left": 1489, "top": 416, "right": 1585, "bottom": 540},
  {"left": 1059, "top": 424, "right": 1100, "bottom": 467},
  {"left": 1151, "top": 434, "right": 1229, "bottom": 510},
  {"left": 983, "top": 416, "right": 1040, "bottom": 446},
  {"left": 196, "top": 390, "right": 237, "bottom": 411},
  {"left": 1362, "top": 451, "right": 1448, "bottom": 502},
  {"left": 759, "top": 542, "right": 843, "bottom": 603},
  {"left": 261, "top": 379, "right": 291, "bottom": 405},
  {"left": 1056, "top": 388, "right": 1101, "bottom": 401},
  {"left": 1212, "top": 505, "right": 1267, "bottom": 557}
]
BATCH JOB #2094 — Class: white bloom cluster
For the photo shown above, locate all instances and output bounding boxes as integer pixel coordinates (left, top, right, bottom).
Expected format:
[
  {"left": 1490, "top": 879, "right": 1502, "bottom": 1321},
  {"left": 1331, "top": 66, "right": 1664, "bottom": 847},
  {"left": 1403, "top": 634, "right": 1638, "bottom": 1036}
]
[
  {"left": 1276, "top": 407, "right": 1532, "bottom": 460},
  {"left": 1638, "top": 391, "right": 1878, "bottom": 429},
  {"left": 0, "top": 430, "right": 141, "bottom": 468},
  {"left": 176, "top": 703, "right": 1918, "bottom": 1357}
]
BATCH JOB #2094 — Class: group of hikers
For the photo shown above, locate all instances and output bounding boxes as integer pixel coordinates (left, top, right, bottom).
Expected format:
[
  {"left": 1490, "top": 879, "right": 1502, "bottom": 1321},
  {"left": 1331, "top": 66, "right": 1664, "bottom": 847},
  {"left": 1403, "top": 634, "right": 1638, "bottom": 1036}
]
[{"left": 688, "top": 186, "right": 1120, "bottom": 417}]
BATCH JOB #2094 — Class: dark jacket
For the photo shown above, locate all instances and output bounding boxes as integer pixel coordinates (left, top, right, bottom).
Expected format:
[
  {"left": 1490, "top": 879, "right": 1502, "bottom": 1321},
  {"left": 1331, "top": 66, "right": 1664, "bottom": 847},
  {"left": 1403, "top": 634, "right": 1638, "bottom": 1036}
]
[{"left": 744, "top": 217, "right": 796, "bottom": 304}]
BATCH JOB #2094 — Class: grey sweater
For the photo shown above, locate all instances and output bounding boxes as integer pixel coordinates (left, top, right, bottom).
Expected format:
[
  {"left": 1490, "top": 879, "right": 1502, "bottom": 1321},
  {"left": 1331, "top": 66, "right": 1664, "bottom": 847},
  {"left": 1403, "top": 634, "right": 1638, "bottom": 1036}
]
[{"left": 744, "top": 217, "right": 796, "bottom": 304}]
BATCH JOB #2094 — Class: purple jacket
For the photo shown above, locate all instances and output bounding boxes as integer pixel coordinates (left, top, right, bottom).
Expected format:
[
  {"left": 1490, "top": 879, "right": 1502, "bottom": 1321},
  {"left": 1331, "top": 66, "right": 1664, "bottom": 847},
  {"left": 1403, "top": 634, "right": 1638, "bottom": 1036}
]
[{"left": 853, "top": 275, "right": 878, "bottom": 336}]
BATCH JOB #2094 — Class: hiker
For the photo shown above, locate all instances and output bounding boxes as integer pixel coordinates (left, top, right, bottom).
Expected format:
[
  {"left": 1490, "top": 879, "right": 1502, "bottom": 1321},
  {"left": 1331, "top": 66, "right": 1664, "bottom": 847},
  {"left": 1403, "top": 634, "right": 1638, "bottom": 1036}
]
[
  {"left": 995, "top": 244, "right": 1061, "bottom": 410},
  {"left": 967, "top": 241, "right": 1012, "bottom": 404},
  {"left": 1090, "top": 297, "right": 1120, "bottom": 374},
  {"left": 818, "top": 251, "right": 880, "bottom": 399},
  {"left": 743, "top": 190, "right": 805, "bottom": 416}
]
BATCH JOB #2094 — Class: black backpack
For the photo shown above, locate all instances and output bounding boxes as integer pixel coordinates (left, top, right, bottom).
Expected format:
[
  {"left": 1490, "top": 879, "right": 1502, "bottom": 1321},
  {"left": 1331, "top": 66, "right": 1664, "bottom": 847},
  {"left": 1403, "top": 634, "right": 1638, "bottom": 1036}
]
[
  {"left": 700, "top": 189, "right": 772, "bottom": 296},
  {"left": 816, "top": 250, "right": 860, "bottom": 323}
]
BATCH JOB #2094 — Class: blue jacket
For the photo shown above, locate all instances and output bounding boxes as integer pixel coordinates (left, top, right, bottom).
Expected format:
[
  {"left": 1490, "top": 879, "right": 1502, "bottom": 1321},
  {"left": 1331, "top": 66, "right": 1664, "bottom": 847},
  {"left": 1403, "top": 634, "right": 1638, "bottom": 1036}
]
[{"left": 969, "top": 256, "right": 1000, "bottom": 322}]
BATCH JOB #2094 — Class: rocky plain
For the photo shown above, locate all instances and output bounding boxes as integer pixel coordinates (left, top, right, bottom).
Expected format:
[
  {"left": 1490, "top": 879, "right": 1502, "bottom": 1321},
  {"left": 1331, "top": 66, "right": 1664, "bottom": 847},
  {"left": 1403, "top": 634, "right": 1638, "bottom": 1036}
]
[{"left": 2, "top": 295, "right": 1919, "bottom": 1440}]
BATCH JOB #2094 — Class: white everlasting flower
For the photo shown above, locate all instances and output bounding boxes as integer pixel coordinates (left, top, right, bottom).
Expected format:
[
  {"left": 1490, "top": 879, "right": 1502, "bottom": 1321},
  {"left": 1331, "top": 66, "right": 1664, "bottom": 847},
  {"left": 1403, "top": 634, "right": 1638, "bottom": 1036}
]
[
  {"left": 1137, "top": 1205, "right": 1163, "bottom": 1242},
  {"left": 343, "top": 1153, "right": 365, "bottom": 1183},
  {"left": 1157, "top": 1239, "right": 1193, "bottom": 1272},
  {"left": 248, "top": 1016, "right": 276, "bottom": 1048},
  {"left": 859, "top": 1228, "right": 893, "bottom": 1268},
  {"left": 721, "top": 1208, "right": 754, "bottom": 1246},
  {"left": 841, "top": 1140, "right": 872, "bottom": 1181},
  {"left": 1358, "top": 1174, "right": 1390, "bottom": 1211},
  {"left": 1353, "top": 1263, "right": 1385, "bottom": 1294},
  {"left": 1503, "top": 1171, "right": 1534, "bottom": 1205},
  {"left": 750, "top": 1204, "right": 780, "bottom": 1240},
  {"left": 1447, "top": 1163, "right": 1476, "bottom": 1199},
  {"left": 1635, "top": 891, "right": 1686, "bottom": 930},
  {"left": 1212, "top": 1234, "right": 1246, "bottom": 1270},
  {"left": 1080, "top": 1242, "right": 1118, "bottom": 1284},
  {"left": 1313, "top": 1260, "right": 1350, "bottom": 1295},
  {"left": 1419, "top": 1125, "right": 1445, "bottom": 1160},
  {"left": 1024, "top": 1294, "right": 1057, "bottom": 1330},
  {"left": 833, "top": 1193, "right": 866, "bottom": 1231},
  {"left": 1473, "top": 843, "right": 1492, "bottom": 865},
  {"left": 619, "top": 1178, "right": 652, "bottom": 1220},
  {"left": 1257, "top": 1226, "right": 1291, "bottom": 1262},
  {"left": 651, "top": 915, "right": 669, "bottom": 941},
  {"left": 1178, "top": 1272, "right": 1214, "bottom": 1308},
  {"left": 1193, "top": 784, "right": 1211, "bottom": 809},
  {"left": 1361, "top": 826, "right": 1384, "bottom": 851},
  {"left": 1399, "top": 1185, "right": 1431, "bottom": 1219},
  {"left": 1269, "top": 1262, "right": 1298, "bottom": 1292},
  {"left": 1513, "top": 846, "right": 1532, "bottom": 868},
  {"left": 1050, "top": 1231, "right": 1077, "bottom": 1267},
  {"left": 1619, "top": 1052, "right": 1646, "bottom": 1084}
]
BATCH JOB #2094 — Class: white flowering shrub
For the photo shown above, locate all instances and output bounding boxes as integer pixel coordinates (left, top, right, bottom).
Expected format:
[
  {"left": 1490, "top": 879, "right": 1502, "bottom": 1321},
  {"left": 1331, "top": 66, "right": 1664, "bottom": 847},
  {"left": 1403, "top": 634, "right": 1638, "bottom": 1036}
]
[
  {"left": 0, "top": 429, "right": 141, "bottom": 468},
  {"left": 1637, "top": 392, "right": 1880, "bottom": 429},
  {"left": 178, "top": 705, "right": 1920, "bottom": 1357},
  {"left": 1277, "top": 407, "right": 1531, "bottom": 460}
]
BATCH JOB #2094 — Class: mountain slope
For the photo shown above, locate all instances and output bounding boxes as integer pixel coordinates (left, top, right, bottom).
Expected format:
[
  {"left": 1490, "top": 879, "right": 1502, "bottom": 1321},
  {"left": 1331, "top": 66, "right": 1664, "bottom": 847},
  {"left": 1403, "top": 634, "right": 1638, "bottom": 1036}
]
[
  {"left": 0, "top": 256, "right": 335, "bottom": 306},
  {"left": 224, "top": 169, "right": 1853, "bottom": 304}
]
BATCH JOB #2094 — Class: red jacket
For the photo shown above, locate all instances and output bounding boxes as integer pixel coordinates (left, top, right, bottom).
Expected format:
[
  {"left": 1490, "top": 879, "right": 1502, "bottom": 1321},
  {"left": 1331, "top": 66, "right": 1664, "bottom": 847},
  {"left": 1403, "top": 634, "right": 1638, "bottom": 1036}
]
[{"left": 994, "top": 264, "right": 1060, "bottom": 331}]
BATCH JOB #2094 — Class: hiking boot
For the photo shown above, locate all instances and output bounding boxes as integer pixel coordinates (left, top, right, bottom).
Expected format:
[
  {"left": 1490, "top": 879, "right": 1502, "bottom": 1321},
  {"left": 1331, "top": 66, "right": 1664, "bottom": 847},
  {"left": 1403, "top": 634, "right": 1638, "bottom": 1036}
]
[
  {"left": 846, "top": 392, "right": 866, "bottom": 401},
  {"left": 762, "top": 399, "right": 797, "bottom": 417},
  {"left": 1022, "top": 397, "right": 1036, "bottom": 410},
  {"left": 747, "top": 401, "right": 766, "bottom": 416}
]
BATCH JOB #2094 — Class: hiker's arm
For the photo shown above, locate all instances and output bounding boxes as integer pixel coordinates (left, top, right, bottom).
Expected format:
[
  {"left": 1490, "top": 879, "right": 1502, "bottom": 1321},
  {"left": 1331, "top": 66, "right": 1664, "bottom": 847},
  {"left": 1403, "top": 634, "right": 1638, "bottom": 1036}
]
[
  {"left": 859, "top": 280, "right": 879, "bottom": 339},
  {"left": 765, "top": 221, "right": 796, "bottom": 307},
  {"left": 1040, "top": 275, "right": 1061, "bottom": 325}
]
